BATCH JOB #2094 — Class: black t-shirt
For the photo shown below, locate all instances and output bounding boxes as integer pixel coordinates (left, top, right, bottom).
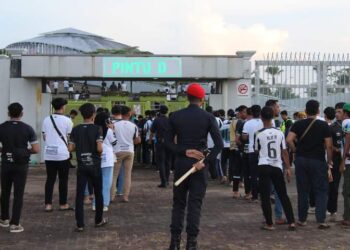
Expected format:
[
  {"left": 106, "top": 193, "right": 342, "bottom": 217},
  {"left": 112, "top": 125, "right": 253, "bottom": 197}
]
[
  {"left": 330, "top": 121, "right": 343, "bottom": 151},
  {"left": 0, "top": 121, "right": 37, "bottom": 163},
  {"left": 290, "top": 118, "right": 331, "bottom": 161},
  {"left": 70, "top": 123, "right": 103, "bottom": 167},
  {"left": 236, "top": 119, "right": 248, "bottom": 152},
  {"left": 151, "top": 115, "right": 171, "bottom": 142}
]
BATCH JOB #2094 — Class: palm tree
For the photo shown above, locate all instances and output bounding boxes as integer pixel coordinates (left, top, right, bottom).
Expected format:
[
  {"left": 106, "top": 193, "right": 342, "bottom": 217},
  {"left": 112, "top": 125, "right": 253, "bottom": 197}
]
[{"left": 265, "top": 66, "right": 283, "bottom": 85}]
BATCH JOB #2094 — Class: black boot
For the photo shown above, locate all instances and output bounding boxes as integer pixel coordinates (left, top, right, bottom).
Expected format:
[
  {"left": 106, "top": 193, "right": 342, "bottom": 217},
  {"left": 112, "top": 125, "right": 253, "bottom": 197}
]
[
  {"left": 169, "top": 234, "right": 181, "bottom": 250},
  {"left": 186, "top": 235, "right": 197, "bottom": 250}
]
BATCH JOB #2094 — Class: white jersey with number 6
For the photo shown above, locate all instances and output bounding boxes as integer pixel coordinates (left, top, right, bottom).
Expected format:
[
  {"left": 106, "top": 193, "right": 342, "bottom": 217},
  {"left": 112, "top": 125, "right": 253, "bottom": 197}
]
[{"left": 254, "top": 127, "right": 286, "bottom": 170}]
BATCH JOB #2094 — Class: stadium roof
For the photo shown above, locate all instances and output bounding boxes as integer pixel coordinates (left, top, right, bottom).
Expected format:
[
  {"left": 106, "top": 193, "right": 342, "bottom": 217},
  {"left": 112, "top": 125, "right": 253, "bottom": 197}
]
[{"left": 6, "top": 28, "right": 131, "bottom": 54}]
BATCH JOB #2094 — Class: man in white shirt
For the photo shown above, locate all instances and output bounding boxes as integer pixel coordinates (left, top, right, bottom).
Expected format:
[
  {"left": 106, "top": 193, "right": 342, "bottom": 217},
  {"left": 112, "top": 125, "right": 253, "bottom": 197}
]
[
  {"left": 53, "top": 81, "right": 59, "bottom": 95},
  {"left": 255, "top": 106, "right": 295, "bottom": 231},
  {"left": 112, "top": 106, "right": 141, "bottom": 202},
  {"left": 242, "top": 105, "right": 263, "bottom": 202},
  {"left": 42, "top": 98, "right": 73, "bottom": 212},
  {"left": 63, "top": 80, "right": 69, "bottom": 93}
]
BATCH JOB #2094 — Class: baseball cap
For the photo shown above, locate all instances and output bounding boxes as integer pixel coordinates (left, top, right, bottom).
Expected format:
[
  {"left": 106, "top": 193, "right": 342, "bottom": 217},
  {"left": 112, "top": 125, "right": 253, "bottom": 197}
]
[
  {"left": 187, "top": 83, "right": 205, "bottom": 99},
  {"left": 343, "top": 103, "right": 350, "bottom": 112}
]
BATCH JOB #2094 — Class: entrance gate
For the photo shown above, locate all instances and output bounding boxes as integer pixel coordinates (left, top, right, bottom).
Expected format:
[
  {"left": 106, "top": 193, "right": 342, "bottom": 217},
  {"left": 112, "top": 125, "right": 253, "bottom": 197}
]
[{"left": 254, "top": 53, "right": 350, "bottom": 114}]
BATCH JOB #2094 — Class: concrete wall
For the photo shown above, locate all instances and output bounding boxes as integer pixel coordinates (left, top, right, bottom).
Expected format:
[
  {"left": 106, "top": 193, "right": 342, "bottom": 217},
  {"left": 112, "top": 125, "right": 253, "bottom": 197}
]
[
  {"left": 8, "top": 78, "right": 49, "bottom": 163},
  {"left": 21, "top": 54, "right": 252, "bottom": 79},
  {"left": 0, "top": 58, "right": 51, "bottom": 163},
  {"left": 0, "top": 57, "right": 11, "bottom": 123}
]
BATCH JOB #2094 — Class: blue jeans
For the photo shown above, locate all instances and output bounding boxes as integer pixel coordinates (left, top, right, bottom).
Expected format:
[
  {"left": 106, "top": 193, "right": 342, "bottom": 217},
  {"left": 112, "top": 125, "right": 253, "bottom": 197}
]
[
  {"left": 117, "top": 164, "right": 125, "bottom": 195},
  {"left": 93, "top": 167, "right": 113, "bottom": 207},
  {"left": 271, "top": 184, "right": 283, "bottom": 219},
  {"left": 295, "top": 156, "right": 328, "bottom": 223}
]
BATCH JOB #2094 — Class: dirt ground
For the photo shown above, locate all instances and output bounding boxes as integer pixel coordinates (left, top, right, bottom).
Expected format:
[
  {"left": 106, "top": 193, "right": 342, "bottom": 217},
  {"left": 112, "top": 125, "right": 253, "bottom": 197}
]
[{"left": 0, "top": 166, "right": 349, "bottom": 250}]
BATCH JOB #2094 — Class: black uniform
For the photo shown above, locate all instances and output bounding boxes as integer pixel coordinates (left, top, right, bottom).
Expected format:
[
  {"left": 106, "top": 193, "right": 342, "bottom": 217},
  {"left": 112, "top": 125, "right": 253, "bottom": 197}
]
[
  {"left": 328, "top": 120, "right": 343, "bottom": 214},
  {"left": 151, "top": 114, "right": 172, "bottom": 186},
  {"left": 0, "top": 120, "right": 38, "bottom": 226},
  {"left": 165, "top": 104, "right": 223, "bottom": 238}
]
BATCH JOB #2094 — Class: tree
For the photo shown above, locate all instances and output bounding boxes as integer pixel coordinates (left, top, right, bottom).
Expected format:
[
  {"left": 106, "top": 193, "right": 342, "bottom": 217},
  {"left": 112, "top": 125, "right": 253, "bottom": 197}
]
[
  {"left": 328, "top": 68, "right": 350, "bottom": 94},
  {"left": 265, "top": 66, "right": 283, "bottom": 85},
  {"left": 87, "top": 46, "right": 152, "bottom": 55},
  {"left": 274, "top": 88, "right": 299, "bottom": 99}
]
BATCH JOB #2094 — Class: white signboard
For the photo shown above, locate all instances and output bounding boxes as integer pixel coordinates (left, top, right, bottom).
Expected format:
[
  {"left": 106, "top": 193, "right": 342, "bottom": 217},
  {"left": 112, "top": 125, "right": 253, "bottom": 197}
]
[{"left": 237, "top": 83, "right": 250, "bottom": 96}]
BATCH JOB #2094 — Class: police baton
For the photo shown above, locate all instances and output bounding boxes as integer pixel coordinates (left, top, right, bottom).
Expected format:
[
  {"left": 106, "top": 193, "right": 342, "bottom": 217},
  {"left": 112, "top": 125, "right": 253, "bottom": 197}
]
[{"left": 174, "top": 150, "right": 210, "bottom": 187}]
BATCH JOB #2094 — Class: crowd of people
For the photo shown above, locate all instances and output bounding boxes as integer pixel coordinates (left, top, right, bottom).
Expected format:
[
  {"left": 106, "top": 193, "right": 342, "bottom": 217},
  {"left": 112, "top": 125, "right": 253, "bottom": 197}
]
[{"left": 0, "top": 83, "right": 350, "bottom": 249}]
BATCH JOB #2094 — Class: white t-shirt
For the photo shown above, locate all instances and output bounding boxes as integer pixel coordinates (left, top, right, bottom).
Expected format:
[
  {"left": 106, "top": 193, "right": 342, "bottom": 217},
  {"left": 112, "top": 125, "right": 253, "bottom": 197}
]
[
  {"left": 144, "top": 119, "right": 153, "bottom": 141},
  {"left": 42, "top": 114, "right": 73, "bottom": 161},
  {"left": 343, "top": 119, "right": 350, "bottom": 164},
  {"left": 101, "top": 129, "right": 118, "bottom": 168},
  {"left": 121, "top": 83, "right": 127, "bottom": 91},
  {"left": 243, "top": 118, "right": 263, "bottom": 153},
  {"left": 255, "top": 127, "right": 286, "bottom": 170},
  {"left": 53, "top": 81, "right": 59, "bottom": 89},
  {"left": 207, "top": 117, "right": 223, "bottom": 148},
  {"left": 220, "top": 123, "right": 230, "bottom": 148},
  {"left": 63, "top": 81, "right": 69, "bottom": 88},
  {"left": 113, "top": 120, "right": 138, "bottom": 153}
]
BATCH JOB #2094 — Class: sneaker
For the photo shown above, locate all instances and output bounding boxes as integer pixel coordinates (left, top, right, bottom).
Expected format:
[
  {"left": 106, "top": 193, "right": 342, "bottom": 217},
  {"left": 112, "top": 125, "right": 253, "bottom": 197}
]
[
  {"left": 329, "top": 213, "right": 337, "bottom": 222},
  {"left": 0, "top": 219, "right": 9, "bottom": 228},
  {"left": 260, "top": 224, "right": 276, "bottom": 231},
  {"left": 297, "top": 221, "right": 307, "bottom": 227},
  {"left": 318, "top": 223, "right": 330, "bottom": 230},
  {"left": 10, "top": 224, "right": 24, "bottom": 233},
  {"left": 103, "top": 206, "right": 108, "bottom": 212},
  {"left": 308, "top": 207, "right": 316, "bottom": 214}
]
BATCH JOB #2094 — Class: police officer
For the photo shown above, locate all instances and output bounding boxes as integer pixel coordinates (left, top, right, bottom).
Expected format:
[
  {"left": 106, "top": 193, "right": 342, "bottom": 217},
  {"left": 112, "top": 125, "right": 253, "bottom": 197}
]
[
  {"left": 0, "top": 103, "right": 40, "bottom": 233},
  {"left": 149, "top": 105, "right": 171, "bottom": 188},
  {"left": 165, "top": 83, "right": 223, "bottom": 250}
]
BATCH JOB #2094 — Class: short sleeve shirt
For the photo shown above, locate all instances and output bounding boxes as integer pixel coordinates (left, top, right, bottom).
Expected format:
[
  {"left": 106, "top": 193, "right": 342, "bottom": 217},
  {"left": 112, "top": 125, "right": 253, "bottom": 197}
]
[
  {"left": 330, "top": 121, "right": 343, "bottom": 150},
  {"left": 114, "top": 120, "right": 138, "bottom": 153},
  {"left": 69, "top": 124, "right": 103, "bottom": 167},
  {"left": 255, "top": 128, "right": 286, "bottom": 170},
  {"left": 290, "top": 118, "right": 331, "bottom": 161},
  {"left": 243, "top": 118, "right": 263, "bottom": 153},
  {"left": 0, "top": 121, "right": 38, "bottom": 164},
  {"left": 42, "top": 114, "right": 73, "bottom": 161}
]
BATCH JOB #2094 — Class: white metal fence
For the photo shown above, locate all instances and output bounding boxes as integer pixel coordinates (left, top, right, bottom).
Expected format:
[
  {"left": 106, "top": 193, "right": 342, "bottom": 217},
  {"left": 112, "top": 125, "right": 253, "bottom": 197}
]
[{"left": 254, "top": 53, "right": 350, "bottom": 115}]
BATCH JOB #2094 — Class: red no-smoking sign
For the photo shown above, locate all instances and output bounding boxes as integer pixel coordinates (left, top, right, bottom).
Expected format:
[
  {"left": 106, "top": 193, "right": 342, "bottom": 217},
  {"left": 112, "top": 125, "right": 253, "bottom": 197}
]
[{"left": 237, "top": 83, "right": 249, "bottom": 96}]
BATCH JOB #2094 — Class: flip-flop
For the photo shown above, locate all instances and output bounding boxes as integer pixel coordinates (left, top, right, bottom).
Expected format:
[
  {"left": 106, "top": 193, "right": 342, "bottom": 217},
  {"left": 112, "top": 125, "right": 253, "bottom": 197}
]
[
  {"left": 59, "top": 206, "right": 75, "bottom": 211},
  {"left": 95, "top": 218, "right": 108, "bottom": 228}
]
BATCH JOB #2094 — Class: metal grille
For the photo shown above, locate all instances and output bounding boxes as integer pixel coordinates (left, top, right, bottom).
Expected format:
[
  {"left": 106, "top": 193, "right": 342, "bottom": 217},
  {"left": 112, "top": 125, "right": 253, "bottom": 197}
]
[{"left": 254, "top": 53, "right": 350, "bottom": 114}]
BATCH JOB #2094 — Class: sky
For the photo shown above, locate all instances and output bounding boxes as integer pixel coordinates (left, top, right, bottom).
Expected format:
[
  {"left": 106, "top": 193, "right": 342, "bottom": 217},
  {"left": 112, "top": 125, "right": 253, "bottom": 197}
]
[{"left": 1, "top": 0, "right": 350, "bottom": 59}]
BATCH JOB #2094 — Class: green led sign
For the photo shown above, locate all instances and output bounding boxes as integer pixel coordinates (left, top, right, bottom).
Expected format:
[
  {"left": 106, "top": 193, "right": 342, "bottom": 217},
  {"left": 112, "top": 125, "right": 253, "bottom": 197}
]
[{"left": 103, "top": 57, "right": 182, "bottom": 78}]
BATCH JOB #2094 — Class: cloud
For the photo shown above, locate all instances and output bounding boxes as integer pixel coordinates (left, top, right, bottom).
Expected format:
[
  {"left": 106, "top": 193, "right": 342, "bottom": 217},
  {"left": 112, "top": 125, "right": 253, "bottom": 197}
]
[
  {"left": 89, "top": 1, "right": 289, "bottom": 57},
  {"left": 2, "top": 0, "right": 350, "bottom": 57}
]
